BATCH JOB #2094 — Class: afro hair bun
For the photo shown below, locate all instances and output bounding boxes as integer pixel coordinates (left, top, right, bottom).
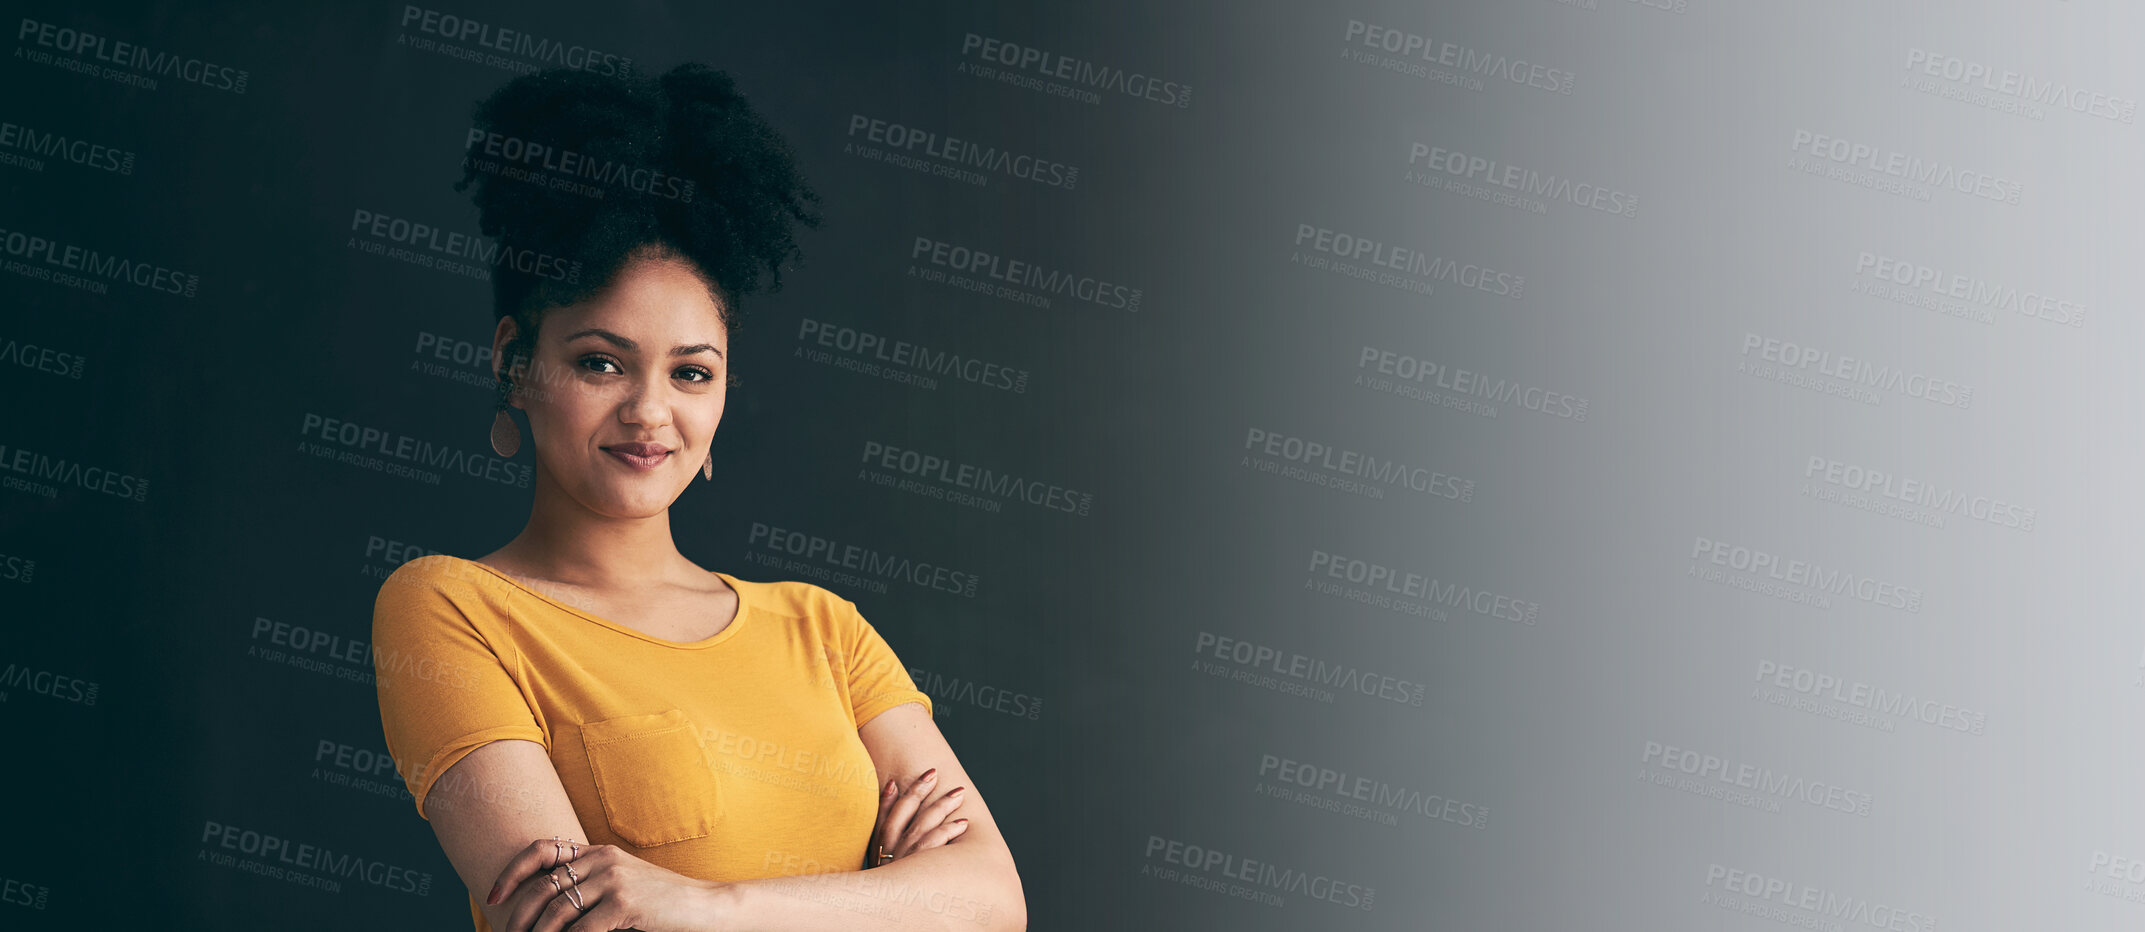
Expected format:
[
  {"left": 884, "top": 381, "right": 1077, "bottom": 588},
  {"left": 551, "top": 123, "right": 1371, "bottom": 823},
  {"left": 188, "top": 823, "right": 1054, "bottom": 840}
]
[{"left": 455, "top": 61, "right": 823, "bottom": 333}]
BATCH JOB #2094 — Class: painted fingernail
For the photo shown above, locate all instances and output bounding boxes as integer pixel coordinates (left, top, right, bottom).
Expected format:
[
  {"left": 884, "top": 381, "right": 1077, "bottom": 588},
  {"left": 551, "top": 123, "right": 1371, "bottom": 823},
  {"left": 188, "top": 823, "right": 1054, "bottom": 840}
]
[
  {"left": 953, "top": 818, "right": 970, "bottom": 825},
  {"left": 486, "top": 882, "right": 500, "bottom": 905},
  {"left": 883, "top": 778, "right": 896, "bottom": 795},
  {"left": 948, "top": 786, "right": 967, "bottom": 798},
  {"left": 920, "top": 768, "right": 938, "bottom": 781}
]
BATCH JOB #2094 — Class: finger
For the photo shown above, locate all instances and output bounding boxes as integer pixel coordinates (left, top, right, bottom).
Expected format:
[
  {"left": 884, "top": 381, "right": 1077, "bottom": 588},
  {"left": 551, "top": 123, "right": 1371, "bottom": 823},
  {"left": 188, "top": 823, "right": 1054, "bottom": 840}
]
[
  {"left": 870, "top": 776, "right": 902, "bottom": 848},
  {"left": 562, "top": 894, "right": 622, "bottom": 932},
  {"left": 549, "top": 858, "right": 611, "bottom": 932},
  {"left": 495, "top": 846, "right": 567, "bottom": 932},
  {"left": 865, "top": 777, "right": 901, "bottom": 868},
  {"left": 885, "top": 768, "right": 938, "bottom": 842},
  {"left": 535, "top": 857, "right": 608, "bottom": 932},
  {"left": 501, "top": 865, "right": 568, "bottom": 932},
  {"left": 894, "top": 786, "right": 968, "bottom": 858},
  {"left": 873, "top": 778, "right": 910, "bottom": 858},
  {"left": 872, "top": 776, "right": 896, "bottom": 819},
  {"left": 879, "top": 769, "right": 937, "bottom": 853},
  {"left": 919, "top": 784, "right": 968, "bottom": 824},
  {"left": 490, "top": 837, "right": 568, "bottom": 908},
  {"left": 895, "top": 810, "right": 967, "bottom": 859},
  {"left": 893, "top": 785, "right": 967, "bottom": 856},
  {"left": 902, "top": 818, "right": 972, "bottom": 857},
  {"left": 531, "top": 878, "right": 587, "bottom": 932}
]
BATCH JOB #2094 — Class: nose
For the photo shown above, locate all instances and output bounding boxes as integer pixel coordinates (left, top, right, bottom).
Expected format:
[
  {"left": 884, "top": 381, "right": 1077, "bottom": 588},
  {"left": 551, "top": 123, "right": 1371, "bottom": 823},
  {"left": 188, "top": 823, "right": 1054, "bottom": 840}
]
[{"left": 616, "top": 374, "right": 671, "bottom": 429}]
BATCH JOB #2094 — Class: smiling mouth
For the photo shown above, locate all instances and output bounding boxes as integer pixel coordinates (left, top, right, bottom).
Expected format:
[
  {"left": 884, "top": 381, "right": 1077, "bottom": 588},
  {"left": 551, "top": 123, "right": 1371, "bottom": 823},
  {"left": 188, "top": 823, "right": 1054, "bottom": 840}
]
[{"left": 602, "top": 447, "right": 671, "bottom": 470}]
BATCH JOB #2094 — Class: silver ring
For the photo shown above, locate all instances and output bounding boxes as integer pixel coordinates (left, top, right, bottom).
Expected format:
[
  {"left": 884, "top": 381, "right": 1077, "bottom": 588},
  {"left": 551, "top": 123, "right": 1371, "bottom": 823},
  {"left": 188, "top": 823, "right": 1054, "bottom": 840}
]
[{"left": 562, "top": 865, "right": 586, "bottom": 911}]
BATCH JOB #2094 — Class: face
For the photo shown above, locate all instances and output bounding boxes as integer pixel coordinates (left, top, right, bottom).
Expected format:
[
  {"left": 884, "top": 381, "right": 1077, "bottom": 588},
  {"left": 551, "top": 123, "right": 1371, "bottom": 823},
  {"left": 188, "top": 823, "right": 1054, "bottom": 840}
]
[{"left": 494, "top": 252, "right": 729, "bottom": 518}]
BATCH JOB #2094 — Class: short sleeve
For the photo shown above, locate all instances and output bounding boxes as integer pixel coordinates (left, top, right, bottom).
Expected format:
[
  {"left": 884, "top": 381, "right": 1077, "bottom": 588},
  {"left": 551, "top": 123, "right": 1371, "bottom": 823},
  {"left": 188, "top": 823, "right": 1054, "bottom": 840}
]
[
  {"left": 371, "top": 562, "right": 546, "bottom": 820},
  {"left": 836, "top": 596, "right": 933, "bottom": 728}
]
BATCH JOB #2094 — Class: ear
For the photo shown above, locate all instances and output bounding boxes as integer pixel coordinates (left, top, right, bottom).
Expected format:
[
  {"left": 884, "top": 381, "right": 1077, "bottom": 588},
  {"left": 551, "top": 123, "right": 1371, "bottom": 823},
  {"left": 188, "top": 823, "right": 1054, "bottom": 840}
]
[{"left": 492, "top": 316, "right": 524, "bottom": 407}]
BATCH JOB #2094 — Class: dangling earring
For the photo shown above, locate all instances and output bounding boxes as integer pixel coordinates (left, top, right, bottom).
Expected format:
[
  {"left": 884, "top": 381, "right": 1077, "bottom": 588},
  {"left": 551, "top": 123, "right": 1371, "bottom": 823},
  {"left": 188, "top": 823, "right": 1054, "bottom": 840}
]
[
  {"left": 702, "top": 455, "right": 714, "bottom": 480},
  {"left": 491, "top": 408, "right": 521, "bottom": 458},
  {"left": 490, "top": 373, "right": 521, "bottom": 458}
]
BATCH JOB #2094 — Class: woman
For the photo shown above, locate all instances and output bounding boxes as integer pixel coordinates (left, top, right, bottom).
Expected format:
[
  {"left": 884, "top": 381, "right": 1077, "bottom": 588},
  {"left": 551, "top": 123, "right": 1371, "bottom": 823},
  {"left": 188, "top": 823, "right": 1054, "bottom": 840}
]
[{"left": 371, "top": 64, "right": 1025, "bottom": 932}]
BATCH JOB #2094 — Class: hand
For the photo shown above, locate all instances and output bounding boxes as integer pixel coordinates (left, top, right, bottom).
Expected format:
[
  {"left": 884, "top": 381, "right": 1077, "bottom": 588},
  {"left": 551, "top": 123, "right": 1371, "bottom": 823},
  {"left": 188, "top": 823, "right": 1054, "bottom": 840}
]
[
  {"left": 487, "top": 836, "right": 724, "bottom": 932},
  {"left": 864, "top": 766, "right": 970, "bottom": 869}
]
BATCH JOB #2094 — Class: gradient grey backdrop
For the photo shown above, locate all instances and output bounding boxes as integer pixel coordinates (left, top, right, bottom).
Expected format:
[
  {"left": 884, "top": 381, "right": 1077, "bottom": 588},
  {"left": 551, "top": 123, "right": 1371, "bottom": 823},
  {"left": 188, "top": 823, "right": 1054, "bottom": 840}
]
[{"left": 2, "top": 0, "right": 2137, "bottom": 929}]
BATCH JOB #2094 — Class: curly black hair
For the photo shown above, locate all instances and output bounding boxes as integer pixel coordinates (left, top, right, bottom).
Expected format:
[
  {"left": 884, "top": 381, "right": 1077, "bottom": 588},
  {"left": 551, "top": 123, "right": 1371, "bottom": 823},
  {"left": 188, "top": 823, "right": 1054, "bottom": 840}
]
[{"left": 456, "top": 62, "right": 823, "bottom": 392}]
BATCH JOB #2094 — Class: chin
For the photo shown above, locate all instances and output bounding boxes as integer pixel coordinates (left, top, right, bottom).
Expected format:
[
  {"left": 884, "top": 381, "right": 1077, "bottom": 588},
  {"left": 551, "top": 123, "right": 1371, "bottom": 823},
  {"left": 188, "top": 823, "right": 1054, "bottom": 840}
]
[
  {"left": 610, "top": 488, "right": 683, "bottom": 513},
  {"left": 593, "top": 501, "right": 678, "bottom": 520},
  {"left": 570, "top": 484, "right": 680, "bottom": 518}
]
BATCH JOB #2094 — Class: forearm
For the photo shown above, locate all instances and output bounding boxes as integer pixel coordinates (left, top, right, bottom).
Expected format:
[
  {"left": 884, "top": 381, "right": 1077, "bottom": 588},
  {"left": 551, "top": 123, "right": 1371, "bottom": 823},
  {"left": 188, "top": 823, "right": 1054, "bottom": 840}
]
[{"left": 708, "top": 841, "right": 1023, "bottom": 932}]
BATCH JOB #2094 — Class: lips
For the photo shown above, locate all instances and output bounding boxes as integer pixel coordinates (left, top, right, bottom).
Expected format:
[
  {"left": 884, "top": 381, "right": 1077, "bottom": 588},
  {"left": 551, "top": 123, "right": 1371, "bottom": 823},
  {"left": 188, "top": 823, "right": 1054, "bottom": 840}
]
[{"left": 602, "top": 442, "right": 672, "bottom": 471}]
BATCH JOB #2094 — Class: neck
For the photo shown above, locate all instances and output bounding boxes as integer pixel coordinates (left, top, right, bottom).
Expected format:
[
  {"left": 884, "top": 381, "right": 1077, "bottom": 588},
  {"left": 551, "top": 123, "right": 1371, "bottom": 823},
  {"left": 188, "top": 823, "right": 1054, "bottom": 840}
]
[{"left": 500, "top": 463, "right": 689, "bottom": 588}]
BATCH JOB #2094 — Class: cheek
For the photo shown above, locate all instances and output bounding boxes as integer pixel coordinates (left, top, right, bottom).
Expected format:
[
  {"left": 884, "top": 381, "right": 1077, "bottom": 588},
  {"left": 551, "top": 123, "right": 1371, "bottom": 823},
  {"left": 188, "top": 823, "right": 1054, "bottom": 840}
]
[{"left": 532, "top": 384, "right": 612, "bottom": 440}]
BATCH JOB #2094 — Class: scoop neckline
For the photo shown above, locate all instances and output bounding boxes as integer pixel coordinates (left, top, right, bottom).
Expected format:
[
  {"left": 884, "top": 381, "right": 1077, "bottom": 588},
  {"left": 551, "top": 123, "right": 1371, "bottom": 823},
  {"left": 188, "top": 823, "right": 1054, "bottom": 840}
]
[{"left": 446, "top": 555, "right": 752, "bottom": 650}]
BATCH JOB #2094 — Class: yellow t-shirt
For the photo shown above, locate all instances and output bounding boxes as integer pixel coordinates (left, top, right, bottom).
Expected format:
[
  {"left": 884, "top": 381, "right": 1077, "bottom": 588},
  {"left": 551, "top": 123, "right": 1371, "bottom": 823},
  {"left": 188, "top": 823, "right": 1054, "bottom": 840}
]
[{"left": 370, "top": 554, "right": 932, "bottom": 929}]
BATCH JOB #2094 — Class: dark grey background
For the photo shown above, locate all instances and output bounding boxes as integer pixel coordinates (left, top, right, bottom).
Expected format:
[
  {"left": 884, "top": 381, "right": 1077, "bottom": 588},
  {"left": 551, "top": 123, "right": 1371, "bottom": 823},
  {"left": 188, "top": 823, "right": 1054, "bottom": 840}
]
[{"left": 4, "top": 0, "right": 2138, "bottom": 929}]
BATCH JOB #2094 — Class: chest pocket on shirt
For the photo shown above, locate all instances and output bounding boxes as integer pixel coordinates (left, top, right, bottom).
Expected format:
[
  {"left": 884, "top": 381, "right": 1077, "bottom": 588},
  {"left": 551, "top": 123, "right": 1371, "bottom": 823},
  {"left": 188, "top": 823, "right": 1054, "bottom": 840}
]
[{"left": 580, "top": 709, "right": 724, "bottom": 848}]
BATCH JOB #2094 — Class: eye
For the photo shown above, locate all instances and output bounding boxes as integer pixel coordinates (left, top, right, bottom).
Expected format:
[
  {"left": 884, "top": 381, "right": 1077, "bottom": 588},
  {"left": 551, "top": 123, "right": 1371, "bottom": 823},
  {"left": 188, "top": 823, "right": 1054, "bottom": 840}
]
[
  {"left": 677, "top": 365, "right": 716, "bottom": 382},
  {"left": 577, "top": 355, "right": 621, "bottom": 375}
]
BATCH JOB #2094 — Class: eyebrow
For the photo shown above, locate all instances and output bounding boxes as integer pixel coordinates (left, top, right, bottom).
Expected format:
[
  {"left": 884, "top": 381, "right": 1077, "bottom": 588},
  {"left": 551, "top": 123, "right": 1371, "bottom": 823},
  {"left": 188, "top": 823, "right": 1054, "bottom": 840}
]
[{"left": 564, "top": 327, "right": 723, "bottom": 359}]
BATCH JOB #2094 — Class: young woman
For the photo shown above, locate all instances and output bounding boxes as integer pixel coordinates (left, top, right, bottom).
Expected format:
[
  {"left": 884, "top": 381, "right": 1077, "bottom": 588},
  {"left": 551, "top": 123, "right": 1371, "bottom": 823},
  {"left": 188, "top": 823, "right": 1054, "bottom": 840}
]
[{"left": 371, "top": 64, "right": 1024, "bottom": 932}]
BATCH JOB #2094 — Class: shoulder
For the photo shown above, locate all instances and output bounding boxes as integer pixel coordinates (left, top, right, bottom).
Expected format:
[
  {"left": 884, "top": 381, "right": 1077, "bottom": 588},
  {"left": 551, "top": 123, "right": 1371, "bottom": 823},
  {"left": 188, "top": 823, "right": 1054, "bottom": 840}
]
[
  {"left": 723, "top": 572, "right": 860, "bottom": 628},
  {"left": 377, "top": 554, "right": 491, "bottom": 600},
  {"left": 373, "top": 555, "right": 515, "bottom": 633}
]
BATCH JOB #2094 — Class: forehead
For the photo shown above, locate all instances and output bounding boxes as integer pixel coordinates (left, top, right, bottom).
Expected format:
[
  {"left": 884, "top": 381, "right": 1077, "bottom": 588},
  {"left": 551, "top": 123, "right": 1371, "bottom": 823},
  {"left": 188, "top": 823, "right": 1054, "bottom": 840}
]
[{"left": 548, "top": 256, "right": 726, "bottom": 345}]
